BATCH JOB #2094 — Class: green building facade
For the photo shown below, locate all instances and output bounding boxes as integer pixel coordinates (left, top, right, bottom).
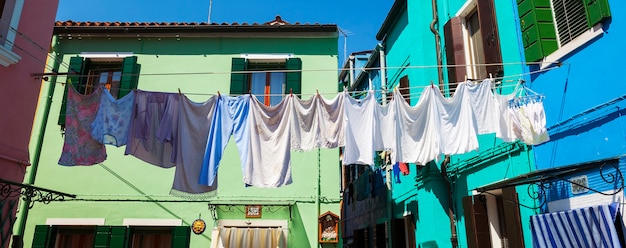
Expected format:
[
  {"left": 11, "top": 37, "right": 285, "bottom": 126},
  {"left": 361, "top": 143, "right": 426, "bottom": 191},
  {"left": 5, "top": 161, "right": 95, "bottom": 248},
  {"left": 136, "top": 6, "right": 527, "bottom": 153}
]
[{"left": 19, "top": 17, "right": 342, "bottom": 248}]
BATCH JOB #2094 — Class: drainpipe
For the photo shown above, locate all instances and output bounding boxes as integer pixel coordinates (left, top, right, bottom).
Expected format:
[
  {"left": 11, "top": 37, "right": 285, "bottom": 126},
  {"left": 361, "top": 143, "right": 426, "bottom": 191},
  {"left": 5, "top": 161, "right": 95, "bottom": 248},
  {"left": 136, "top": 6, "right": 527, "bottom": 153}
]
[
  {"left": 14, "top": 38, "right": 60, "bottom": 247},
  {"left": 432, "top": 0, "right": 457, "bottom": 245},
  {"left": 378, "top": 43, "right": 388, "bottom": 103},
  {"left": 442, "top": 156, "right": 458, "bottom": 247},
  {"left": 430, "top": 0, "right": 445, "bottom": 92},
  {"left": 348, "top": 55, "right": 355, "bottom": 89}
]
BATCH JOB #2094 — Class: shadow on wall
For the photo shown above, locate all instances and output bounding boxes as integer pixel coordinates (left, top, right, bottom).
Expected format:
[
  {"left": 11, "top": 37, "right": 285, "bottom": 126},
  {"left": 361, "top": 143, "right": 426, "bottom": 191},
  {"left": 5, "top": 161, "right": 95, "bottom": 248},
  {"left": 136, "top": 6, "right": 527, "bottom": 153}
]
[
  {"left": 546, "top": 107, "right": 626, "bottom": 142},
  {"left": 421, "top": 240, "right": 439, "bottom": 248},
  {"left": 289, "top": 204, "right": 311, "bottom": 248}
]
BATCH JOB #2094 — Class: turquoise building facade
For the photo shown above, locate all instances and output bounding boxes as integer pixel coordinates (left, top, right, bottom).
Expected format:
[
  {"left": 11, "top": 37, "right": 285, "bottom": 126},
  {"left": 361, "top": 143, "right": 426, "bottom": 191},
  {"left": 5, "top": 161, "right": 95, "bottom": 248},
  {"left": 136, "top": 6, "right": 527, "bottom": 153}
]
[
  {"left": 21, "top": 17, "right": 342, "bottom": 248},
  {"left": 340, "top": 0, "right": 539, "bottom": 247}
]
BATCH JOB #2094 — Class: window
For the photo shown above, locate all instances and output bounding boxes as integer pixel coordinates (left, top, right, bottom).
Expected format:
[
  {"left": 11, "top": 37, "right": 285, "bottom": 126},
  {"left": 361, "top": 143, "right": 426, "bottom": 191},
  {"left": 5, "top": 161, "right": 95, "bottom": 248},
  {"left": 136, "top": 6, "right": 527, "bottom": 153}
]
[
  {"left": 517, "top": 0, "right": 611, "bottom": 62},
  {"left": 444, "top": 0, "right": 503, "bottom": 90},
  {"left": 229, "top": 57, "right": 302, "bottom": 106},
  {"left": 399, "top": 75, "right": 410, "bottom": 105},
  {"left": 58, "top": 55, "right": 140, "bottom": 127},
  {"left": 0, "top": 0, "right": 23, "bottom": 66},
  {"left": 129, "top": 227, "right": 173, "bottom": 248},
  {"left": 32, "top": 225, "right": 190, "bottom": 248},
  {"left": 53, "top": 226, "right": 95, "bottom": 248},
  {"left": 391, "top": 217, "right": 416, "bottom": 248},
  {"left": 211, "top": 219, "right": 288, "bottom": 248},
  {"left": 462, "top": 187, "right": 524, "bottom": 248}
]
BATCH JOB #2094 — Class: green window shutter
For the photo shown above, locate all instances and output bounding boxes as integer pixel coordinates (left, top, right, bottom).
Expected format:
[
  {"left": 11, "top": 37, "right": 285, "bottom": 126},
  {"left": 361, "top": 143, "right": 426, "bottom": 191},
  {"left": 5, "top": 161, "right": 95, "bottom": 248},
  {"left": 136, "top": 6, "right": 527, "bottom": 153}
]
[
  {"left": 229, "top": 58, "right": 248, "bottom": 95},
  {"left": 583, "top": 0, "right": 611, "bottom": 28},
  {"left": 171, "top": 226, "right": 190, "bottom": 248},
  {"left": 109, "top": 226, "right": 128, "bottom": 248},
  {"left": 285, "top": 58, "right": 302, "bottom": 97},
  {"left": 93, "top": 226, "right": 112, "bottom": 248},
  {"left": 119, "top": 56, "right": 140, "bottom": 98},
  {"left": 517, "top": 0, "right": 558, "bottom": 62},
  {"left": 32, "top": 225, "right": 51, "bottom": 248},
  {"left": 58, "top": 56, "right": 84, "bottom": 127}
]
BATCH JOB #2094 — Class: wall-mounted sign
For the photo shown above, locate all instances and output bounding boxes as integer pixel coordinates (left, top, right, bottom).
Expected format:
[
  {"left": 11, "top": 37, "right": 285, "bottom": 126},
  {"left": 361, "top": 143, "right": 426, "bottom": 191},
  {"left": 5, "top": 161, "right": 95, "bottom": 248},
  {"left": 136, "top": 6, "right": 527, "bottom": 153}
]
[
  {"left": 192, "top": 218, "right": 206, "bottom": 235},
  {"left": 318, "top": 211, "right": 339, "bottom": 243},
  {"left": 246, "top": 205, "right": 262, "bottom": 218},
  {"left": 570, "top": 175, "right": 589, "bottom": 195}
]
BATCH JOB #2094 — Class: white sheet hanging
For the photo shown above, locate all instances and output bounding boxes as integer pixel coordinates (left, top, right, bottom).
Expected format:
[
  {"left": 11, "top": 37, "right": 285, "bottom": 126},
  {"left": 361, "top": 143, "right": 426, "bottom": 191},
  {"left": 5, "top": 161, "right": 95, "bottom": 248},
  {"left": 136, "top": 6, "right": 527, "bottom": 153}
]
[
  {"left": 291, "top": 93, "right": 344, "bottom": 151},
  {"left": 342, "top": 91, "right": 384, "bottom": 165},
  {"left": 435, "top": 82, "right": 479, "bottom": 155},
  {"left": 393, "top": 87, "right": 441, "bottom": 165},
  {"left": 247, "top": 95, "right": 293, "bottom": 188}
]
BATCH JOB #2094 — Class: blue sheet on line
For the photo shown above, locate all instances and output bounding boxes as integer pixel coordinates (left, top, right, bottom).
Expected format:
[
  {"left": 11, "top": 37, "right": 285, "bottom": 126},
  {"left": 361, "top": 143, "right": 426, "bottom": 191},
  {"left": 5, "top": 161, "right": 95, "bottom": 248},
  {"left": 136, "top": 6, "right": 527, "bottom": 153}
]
[{"left": 531, "top": 204, "right": 623, "bottom": 248}]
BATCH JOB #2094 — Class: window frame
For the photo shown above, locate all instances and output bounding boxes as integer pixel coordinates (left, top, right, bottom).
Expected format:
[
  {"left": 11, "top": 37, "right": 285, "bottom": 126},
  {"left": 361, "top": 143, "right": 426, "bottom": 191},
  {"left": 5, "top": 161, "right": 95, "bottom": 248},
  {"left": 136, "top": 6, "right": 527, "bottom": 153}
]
[
  {"left": 58, "top": 54, "right": 140, "bottom": 128},
  {"left": 229, "top": 56, "right": 302, "bottom": 101},
  {"left": 0, "top": 0, "right": 23, "bottom": 66}
]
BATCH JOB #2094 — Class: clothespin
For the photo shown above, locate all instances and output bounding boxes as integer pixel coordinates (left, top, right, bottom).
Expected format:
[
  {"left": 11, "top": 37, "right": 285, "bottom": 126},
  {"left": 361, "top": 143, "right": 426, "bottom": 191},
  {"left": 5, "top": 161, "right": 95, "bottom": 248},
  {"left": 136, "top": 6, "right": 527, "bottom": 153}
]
[
  {"left": 178, "top": 88, "right": 182, "bottom": 94},
  {"left": 489, "top": 73, "right": 493, "bottom": 82},
  {"left": 316, "top": 89, "right": 319, "bottom": 95},
  {"left": 464, "top": 75, "right": 468, "bottom": 82},
  {"left": 430, "top": 80, "right": 434, "bottom": 88},
  {"left": 217, "top": 91, "right": 221, "bottom": 97},
  {"left": 289, "top": 88, "right": 293, "bottom": 96}
]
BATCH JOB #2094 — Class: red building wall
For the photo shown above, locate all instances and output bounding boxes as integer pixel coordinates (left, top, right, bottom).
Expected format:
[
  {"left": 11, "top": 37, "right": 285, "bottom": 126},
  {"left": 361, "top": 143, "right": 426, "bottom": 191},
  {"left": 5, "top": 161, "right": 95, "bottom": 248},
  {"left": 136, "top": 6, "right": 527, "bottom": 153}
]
[{"left": 0, "top": 1, "right": 59, "bottom": 247}]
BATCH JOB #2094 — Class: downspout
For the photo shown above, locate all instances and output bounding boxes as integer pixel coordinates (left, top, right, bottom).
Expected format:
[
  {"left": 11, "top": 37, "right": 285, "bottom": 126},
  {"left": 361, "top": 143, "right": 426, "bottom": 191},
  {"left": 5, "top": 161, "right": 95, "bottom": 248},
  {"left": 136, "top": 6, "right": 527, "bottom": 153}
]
[
  {"left": 431, "top": 0, "right": 458, "bottom": 246},
  {"left": 378, "top": 43, "right": 388, "bottom": 103},
  {"left": 14, "top": 37, "right": 60, "bottom": 246},
  {"left": 378, "top": 43, "right": 394, "bottom": 248},
  {"left": 442, "top": 156, "right": 458, "bottom": 247},
  {"left": 348, "top": 55, "right": 355, "bottom": 89},
  {"left": 430, "top": 0, "right": 445, "bottom": 91}
]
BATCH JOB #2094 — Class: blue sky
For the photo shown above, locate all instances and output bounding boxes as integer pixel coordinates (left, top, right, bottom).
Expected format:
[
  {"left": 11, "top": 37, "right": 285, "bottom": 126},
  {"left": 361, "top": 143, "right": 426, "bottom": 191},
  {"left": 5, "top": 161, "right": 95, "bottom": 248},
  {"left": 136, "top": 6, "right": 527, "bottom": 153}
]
[{"left": 56, "top": 0, "right": 395, "bottom": 65}]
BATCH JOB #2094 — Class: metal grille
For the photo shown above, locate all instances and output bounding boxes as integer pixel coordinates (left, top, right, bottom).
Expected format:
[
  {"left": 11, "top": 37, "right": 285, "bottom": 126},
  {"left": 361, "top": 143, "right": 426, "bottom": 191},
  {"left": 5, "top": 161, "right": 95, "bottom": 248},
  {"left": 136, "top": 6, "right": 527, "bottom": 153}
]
[{"left": 552, "top": 0, "right": 588, "bottom": 46}]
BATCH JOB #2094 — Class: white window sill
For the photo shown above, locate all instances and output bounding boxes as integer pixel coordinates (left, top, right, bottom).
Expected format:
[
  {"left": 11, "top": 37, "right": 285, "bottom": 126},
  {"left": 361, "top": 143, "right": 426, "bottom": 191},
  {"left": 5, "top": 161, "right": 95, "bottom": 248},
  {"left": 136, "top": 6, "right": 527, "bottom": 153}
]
[
  {"left": 0, "top": 44, "right": 21, "bottom": 67},
  {"left": 46, "top": 218, "right": 106, "bottom": 225},
  {"left": 540, "top": 23, "right": 605, "bottom": 69},
  {"left": 122, "top": 218, "right": 182, "bottom": 226}
]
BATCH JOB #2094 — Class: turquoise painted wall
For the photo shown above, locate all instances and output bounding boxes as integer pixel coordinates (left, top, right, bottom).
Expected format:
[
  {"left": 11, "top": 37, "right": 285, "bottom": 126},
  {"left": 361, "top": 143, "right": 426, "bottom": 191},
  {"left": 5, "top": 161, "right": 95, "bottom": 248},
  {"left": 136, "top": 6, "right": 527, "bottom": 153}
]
[
  {"left": 24, "top": 34, "right": 340, "bottom": 247},
  {"left": 378, "top": 0, "right": 537, "bottom": 247}
]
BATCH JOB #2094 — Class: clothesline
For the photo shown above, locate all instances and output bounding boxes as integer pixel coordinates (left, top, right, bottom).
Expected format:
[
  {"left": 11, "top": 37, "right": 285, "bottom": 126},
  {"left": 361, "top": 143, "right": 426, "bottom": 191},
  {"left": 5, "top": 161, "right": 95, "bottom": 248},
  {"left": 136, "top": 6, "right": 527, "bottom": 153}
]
[
  {"left": 42, "top": 62, "right": 562, "bottom": 97},
  {"left": 40, "top": 60, "right": 566, "bottom": 79}
]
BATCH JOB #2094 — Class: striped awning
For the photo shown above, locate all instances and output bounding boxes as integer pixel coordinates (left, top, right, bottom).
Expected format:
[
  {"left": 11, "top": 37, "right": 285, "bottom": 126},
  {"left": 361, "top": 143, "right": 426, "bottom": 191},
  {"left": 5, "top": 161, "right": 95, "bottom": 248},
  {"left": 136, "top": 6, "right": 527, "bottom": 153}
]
[{"left": 531, "top": 204, "right": 624, "bottom": 248}]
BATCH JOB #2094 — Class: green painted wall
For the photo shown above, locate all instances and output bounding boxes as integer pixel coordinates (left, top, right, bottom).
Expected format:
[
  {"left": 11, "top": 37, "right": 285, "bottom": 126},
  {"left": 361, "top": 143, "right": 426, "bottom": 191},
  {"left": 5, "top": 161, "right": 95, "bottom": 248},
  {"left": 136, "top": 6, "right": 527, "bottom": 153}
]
[{"left": 23, "top": 33, "right": 340, "bottom": 247}]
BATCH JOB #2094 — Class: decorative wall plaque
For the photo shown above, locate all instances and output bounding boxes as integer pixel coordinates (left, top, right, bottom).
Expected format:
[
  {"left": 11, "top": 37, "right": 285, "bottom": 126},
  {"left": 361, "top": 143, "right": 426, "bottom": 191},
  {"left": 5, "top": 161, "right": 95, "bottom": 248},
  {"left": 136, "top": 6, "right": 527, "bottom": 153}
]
[
  {"left": 318, "top": 211, "right": 339, "bottom": 243},
  {"left": 245, "top": 205, "right": 262, "bottom": 218}
]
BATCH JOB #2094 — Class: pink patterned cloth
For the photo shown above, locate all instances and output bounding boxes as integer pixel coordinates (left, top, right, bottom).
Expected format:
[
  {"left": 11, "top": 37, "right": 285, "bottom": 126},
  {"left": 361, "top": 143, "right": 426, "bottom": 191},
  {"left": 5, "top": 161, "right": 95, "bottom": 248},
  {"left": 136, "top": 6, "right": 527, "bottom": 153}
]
[{"left": 58, "top": 86, "right": 107, "bottom": 166}]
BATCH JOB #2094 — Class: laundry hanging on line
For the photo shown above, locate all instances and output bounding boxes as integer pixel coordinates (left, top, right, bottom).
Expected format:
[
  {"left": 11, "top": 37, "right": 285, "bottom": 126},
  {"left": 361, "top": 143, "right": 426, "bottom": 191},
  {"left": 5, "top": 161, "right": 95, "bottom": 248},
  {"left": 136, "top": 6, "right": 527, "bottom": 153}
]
[{"left": 57, "top": 78, "right": 550, "bottom": 198}]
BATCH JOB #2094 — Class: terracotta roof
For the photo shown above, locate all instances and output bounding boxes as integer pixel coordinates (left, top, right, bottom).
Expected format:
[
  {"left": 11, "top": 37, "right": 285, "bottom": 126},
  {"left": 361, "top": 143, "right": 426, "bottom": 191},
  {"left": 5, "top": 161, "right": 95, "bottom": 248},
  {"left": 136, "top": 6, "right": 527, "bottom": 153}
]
[
  {"left": 53, "top": 15, "right": 337, "bottom": 36},
  {"left": 55, "top": 15, "right": 324, "bottom": 28}
]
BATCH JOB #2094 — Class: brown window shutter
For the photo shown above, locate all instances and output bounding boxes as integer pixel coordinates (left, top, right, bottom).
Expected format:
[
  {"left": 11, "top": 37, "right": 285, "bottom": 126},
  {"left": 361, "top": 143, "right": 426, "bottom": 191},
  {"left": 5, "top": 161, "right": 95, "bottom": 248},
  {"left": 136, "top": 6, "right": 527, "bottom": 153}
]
[
  {"left": 463, "top": 195, "right": 492, "bottom": 248},
  {"left": 444, "top": 17, "right": 466, "bottom": 87},
  {"left": 476, "top": 0, "right": 503, "bottom": 77},
  {"left": 399, "top": 75, "right": 410, "bottom": 105},
  {"left": 501, "top": 187, "right": 525, "bottom": 248}
]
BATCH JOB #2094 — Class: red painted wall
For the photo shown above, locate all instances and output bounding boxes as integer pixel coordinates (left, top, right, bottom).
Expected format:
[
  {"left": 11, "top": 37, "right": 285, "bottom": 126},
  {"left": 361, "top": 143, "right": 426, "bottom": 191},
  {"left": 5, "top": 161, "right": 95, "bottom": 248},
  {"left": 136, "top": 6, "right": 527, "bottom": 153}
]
[{"left": 0, "top": 1, "right": 59, "bottom": 247}]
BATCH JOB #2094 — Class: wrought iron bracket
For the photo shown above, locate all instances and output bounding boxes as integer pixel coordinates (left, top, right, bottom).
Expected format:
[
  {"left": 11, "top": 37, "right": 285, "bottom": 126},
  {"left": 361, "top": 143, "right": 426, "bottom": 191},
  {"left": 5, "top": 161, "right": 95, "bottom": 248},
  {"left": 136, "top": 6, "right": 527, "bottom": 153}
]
[
  {"left": 0, "top": 179, "right": 76, "bottom": 208},
  {"left": 481, "top": 162, "right": 624, "bottom": 210}
]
